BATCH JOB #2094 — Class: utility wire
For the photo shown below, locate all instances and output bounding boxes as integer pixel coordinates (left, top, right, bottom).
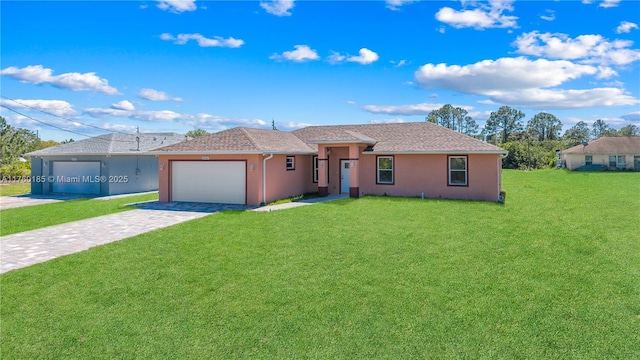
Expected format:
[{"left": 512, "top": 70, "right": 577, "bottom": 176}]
[
  {"left": 0, "top": 104, "right": 153, "bottom": 144},
  {"left": 0, "top": 95, "right": 130, "bottom": 135},
  {"left": 1, "top": 104, "right": 94, "bottom": 139}
]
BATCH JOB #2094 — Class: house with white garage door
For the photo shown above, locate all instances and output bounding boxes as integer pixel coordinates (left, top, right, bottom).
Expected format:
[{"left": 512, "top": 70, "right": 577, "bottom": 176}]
[
  {"left": 152, "top": 123, "right": 508, "bottom": 206},
  {"left": 27, "top": 133, "right": 186, "bottom": 196}
]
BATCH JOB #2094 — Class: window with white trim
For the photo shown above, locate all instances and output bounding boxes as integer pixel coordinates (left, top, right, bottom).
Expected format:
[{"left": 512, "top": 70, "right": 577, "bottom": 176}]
[
  {"left": 286, "top": 156, "right": 295, "bottom": 170},
  {"left": 449, "top": 156, "right": 467, "bottom": 186},
  {"left": 585, "top": 155, "right": 592, "bottom": 166},
  {"left": 377, "top": 156, "right": 393, "bottom": 184},
  {"left": 312, "top": 156, "right": 318, "bottom": 182}
]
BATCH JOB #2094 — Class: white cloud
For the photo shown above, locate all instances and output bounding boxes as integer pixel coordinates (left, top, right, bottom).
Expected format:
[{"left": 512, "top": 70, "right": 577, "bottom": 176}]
[
  {"left": 139, "top": 88, "right": 183, "bottom": 102},
  {"left": 415, "top": 57, "right": 598, "bottom": 94},
  {"left": 385, "top": 0, "right": 415, "bottom": 11},
  {"left": 362, "top": 102, "right": 472, "bottom": 116},
  {"left": 621, "top": 111, "right": 640, "bottom": 122},
  {"left": 391, "top": 59, "right": 408, "bottom": 67},
  {"left": 487, "top": 88, "right": 639, "bottom": 109},
  {"left": 540, "top": 9, "right": 555, "bottom": 21},
  {"left": 348, "top": 48, "right": 379, "bottom": 64},
  {"left": 329, "top": 48, "right": 379, "bottom": 65},
  {"left": 111, "top": 100, "right": 135, "bottom": 111},
  {"left": 260, "top": 0, "right": 294, "bottom": 16},
  {"left": 599, "top": 0, "right": 620, "bottom": 8},
  {"left": 0, "top": 65, "right": 119, "bottom": 95},
  {"left": 414, "top": 56, "right": 639, "bottom": 109},
  {"left": 435, "top": 0, "right": 518, "bottom": 30},
  {"left": 85, "top": 107, "right": 183, "bottom": 122},
  {"left": 582, "top": 0, "right": 593, "bottom": 4},
  {"left": 513, "top": 31, "right": 640, "bottom": 66},
  {"left": 0, "top": 98, "right": 76, "bottom": 117},
  {"left": 616, "top": 21, "right": 639, "bottom": 34},
  {"left": 270, "top": 45, "right": 319, "bottom": 62},
  {"left": 156, "top": 0, "right": 197, "bottom": 13},
  {"left": 160, "top": 33, "right": 244, "bottom": 48}
]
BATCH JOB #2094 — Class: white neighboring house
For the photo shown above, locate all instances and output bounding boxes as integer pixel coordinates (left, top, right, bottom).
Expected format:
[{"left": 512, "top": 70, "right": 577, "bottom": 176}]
[{"left": 559, "top": 136, "right": 640, "bottom": 171}]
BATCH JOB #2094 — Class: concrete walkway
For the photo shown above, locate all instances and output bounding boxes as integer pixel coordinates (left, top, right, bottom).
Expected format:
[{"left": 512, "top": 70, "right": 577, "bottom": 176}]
[{"left": 0, "top": 195, "right": 347, "bottom": 274}]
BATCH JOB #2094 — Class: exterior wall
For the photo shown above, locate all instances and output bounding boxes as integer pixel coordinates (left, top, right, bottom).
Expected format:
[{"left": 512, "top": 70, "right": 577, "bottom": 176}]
[
  {"left": 29, "top": 155, "right": 160, "bottom": 195},
  {"left": 107, "top": 155, "right": 159, "bottom": 195},
  {"left": 264, "top": 154, "right": 316, "bottom": 203},
  {"left": 158, "top": 154, "right": 315, "bottom": 206},
  {"left": 358, "top": 153, "right": 502, "bottom": 202},
  {"left": 563, "top": 153, "right": 640, "bottom": 170},
  {"left": 325, "top": 147, "right": 350, "bottom": 195}
]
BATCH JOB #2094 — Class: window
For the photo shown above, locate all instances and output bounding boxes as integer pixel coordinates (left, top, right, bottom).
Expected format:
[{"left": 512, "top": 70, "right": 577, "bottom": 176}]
[
  {"left": 312, "top": 156, "right": 318, "bottom": 182},
  {"left": 449, "top": 156, "right": 467, "bottom": 186},
  {"left": 609, "top": 156, "right": 617, "bottom": 168},
  {"left": 617, "top": 155, "right": 626, "bottom": 169},
  {"left": 286, "top": 156, "right": 295, "bottom": 170},
  {"left": 377, "top": 156, "right": 394, "bottom": 184},
  {"left": 585, "top": 155, "right": 592, "bottom": 166}
]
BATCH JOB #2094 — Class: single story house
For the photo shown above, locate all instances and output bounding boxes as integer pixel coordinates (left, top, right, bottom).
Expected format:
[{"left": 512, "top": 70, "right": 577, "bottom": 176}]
[
  {"left": 559, "top": 136, "right": 640, "bottom": 171},
  {"left": 27, "top": 133, "right": 186, "bottom": 196},
  {"left": 152, "top": 122, "right": 508, "bottom": 206}
]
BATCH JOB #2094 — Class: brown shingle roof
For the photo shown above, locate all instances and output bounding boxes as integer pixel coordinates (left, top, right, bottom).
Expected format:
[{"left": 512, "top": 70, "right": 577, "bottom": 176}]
[
  {"left": 560, "top": 136, "right": 640, "bottom": 154},
  {"left": 154, "top": 127, "right": 315, "bottom": 154},
  {"left": 293, "top": 122, "right": 506, "bottom": 153},
  {"left": 155, "top": 122, "right": 507, "bottom": 154}
]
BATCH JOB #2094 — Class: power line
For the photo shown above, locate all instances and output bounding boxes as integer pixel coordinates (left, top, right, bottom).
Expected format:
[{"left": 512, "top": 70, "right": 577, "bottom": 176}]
[
  {"left": 1, "top": 104, "right": 95, "bottom": 139},
  {"left": 0, "top": 95, "right": 130, "bottom": 135},
  {"left": 0, "top": 104, "right": 149, "bottom": 144}
]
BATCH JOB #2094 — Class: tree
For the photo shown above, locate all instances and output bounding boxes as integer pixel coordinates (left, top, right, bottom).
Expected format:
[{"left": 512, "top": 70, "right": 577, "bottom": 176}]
[
  {"left": 526, "top": 112, "right": 562, "bottom": 141},
  {"left": 0, "top": 116, "right": 40, "bottom": 164},
  {"left": 186, "top": 129, "right": 208, "bottom": 138},
  {"left": 61, "top": 138, "right": 75, "bottom": 144},
  {"left": 426, "top": 104, "right": 479, "bottom": 136},
  {"left": 563, "top": 121, "right": 590, "bottom": 146},
  {"left": 591, "top": 119, "right": 611, "bottom": 139},
  {"left": 482, "top": 106, "right": 525, "bottom": 144},
  {"left": 618, "top": 124, "right": 638, "bottom": 136}
]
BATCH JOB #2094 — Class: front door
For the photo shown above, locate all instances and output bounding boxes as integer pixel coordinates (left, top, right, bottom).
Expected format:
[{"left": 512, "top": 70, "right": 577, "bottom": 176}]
[{"left": 340, "top": 160, "right": 350, "bottom": 193}]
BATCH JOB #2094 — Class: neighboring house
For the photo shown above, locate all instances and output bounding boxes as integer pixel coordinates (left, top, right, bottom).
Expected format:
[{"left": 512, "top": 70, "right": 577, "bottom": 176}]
[
  {"left": 27, "top": 133, "right": 186, "bottom": 196},
  {"left": 152, "top": 122, "right": 508, "bottom": 206},
  {"left": 559, "top": 136, "right": 640, "bottom": 171}
]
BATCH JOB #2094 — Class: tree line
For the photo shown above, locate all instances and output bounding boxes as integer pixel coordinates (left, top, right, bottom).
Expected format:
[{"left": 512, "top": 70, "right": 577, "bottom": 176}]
[
  {"left": 0, "top": 117, "right": 72, "bottom": 177},
  {"left": 427, "top": 105, "right": 638, "bottom": 170}
]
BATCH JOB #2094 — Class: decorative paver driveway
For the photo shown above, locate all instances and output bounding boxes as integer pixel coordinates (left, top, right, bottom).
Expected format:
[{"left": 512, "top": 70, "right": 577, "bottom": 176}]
[{"left": 0, "top": 202, "right": 247, "bottom": 274}]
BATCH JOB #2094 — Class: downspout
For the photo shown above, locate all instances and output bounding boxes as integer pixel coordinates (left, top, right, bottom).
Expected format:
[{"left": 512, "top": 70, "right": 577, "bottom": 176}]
[
  {"left": 498, "top": 152, "right": 508, "bottom": 202},
  {"left": 262, "top": 153, "right": 274, "bottom": 205}
]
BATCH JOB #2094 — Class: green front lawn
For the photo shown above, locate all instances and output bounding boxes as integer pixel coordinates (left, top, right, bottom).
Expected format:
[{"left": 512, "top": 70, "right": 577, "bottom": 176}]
[
  {"left": 0, "top": 182, "right": 31, "bottom": 196},
  {"left": 1, "top": 170, "right": 639, "bottom": 358},
  {"left": 0, "top": 193, "right": 158, "bottom": 236}
]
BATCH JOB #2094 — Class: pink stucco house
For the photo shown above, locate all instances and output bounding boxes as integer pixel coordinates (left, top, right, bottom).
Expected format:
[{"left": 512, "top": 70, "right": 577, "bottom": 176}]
[{"left": 152, "top": 122, "right": 508, "bottom": 206}]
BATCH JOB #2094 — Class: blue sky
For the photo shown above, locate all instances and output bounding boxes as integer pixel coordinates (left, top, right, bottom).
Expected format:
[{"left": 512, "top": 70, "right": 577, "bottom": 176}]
[{"left": 1, "top": 0, "right": 639, "bottom": 141}]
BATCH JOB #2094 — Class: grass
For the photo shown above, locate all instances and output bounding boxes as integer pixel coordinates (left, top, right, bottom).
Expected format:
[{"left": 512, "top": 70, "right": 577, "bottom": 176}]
[
  {"left": 1, "top": 170, "right": 639, "bottom": 358},
  {"left": 0, "top": 182, "right": 31, "bottom": 196},
  {"left": 0, "top": 193, "right": 158, "bottom": 236}
]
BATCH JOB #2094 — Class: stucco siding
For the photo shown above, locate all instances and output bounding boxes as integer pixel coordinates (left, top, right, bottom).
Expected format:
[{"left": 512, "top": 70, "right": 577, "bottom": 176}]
[
  {"left": 563, "top": 153, "right": 640, "bottom": 170},
  {"left": 263, "top": 154, "right": 316, "bottom": 204},
  {"left": 358, "top": 153, "right": 501, "bottom": 202},
  {"left": 106, "top": 155, "right": 159, "bottom": 195}
]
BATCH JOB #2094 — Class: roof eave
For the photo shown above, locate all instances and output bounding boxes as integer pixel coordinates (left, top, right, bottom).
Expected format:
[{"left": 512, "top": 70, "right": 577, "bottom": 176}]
[
  {"left": 149, "top": 150, "right": 316, "bottom": 155},
  {"left": 362, "top": 150, "right": 508, "bottom": 155},
  {"left": 307, "top": 140, "right": 377, "bottom": 145}
]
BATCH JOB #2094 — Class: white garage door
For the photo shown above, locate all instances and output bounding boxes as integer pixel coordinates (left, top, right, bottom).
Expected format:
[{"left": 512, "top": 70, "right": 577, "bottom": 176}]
[
  {"left": 52, "top": 161, "right": 101, "bottom": 194},
  {"left": 171, "top": 161, "right": 246, "bottom": 204}
]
